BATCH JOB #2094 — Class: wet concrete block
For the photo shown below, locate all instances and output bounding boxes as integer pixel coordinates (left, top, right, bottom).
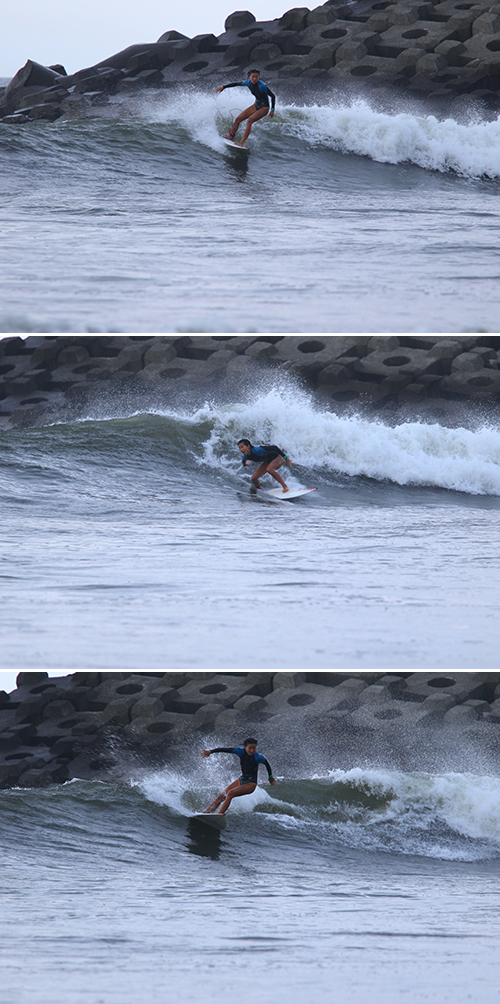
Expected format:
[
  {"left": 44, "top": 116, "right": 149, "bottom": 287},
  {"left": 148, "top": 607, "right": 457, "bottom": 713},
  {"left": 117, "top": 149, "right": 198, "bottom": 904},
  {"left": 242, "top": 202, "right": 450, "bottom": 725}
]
[
  {"left": 472, "top": 11, "right": 500, "bottom": 33},
  {"left": 451, "top": 351, "right": 488, "bottom": 372},
  {"left": 125, "top": 711, "right": 190, "bottom": 739},
  {"left": 90, "top": 674, "right": 160, "bottom": 708},
  {"left": 263, "top": 682, "right": 361, "bottom": 719},
  {"left": 212, "top": 708, "right": 242, "bottom": 734},
  {"left": 233, "top": 694, "right": 272, "bottom": 715},
  {"left": 14, "top": 687, "right": 69, "bottom": 723},
  {"left": 157, "top": 30, "right": 189, "bottom": 42},
  {"left": 19, "top": 762, "right": 70, "bottom": 787},
  {"left": 440, "top": 368, "right": 500, "bottom": 397},
  {"left": 415, "top": 51, "right": 449, "bottom": 73},
  {"left": 272, "top": 673, "right": 308, "bottom": 688},
  {"left": 434, "top": 39, "right": 468, "bottom": 64},
  {"left": 172, "top": 675, "right": 262, "bottom": 714},
  {"left": 190, "top": 704, "right": 227, "bottom": 732},
  {"left": 0, "top": 760, "right": 26, "bottom": 786},
  {"left": 221, "top": 39, "right": 258, "bottom": 64},
  {"left": 130, "top": 697, "right": 165, "bottom": 720},
  {"left": 387, "top": 4, "right": 427, "bottom": 26},
  {"left": 350, "top": 700, "right": 422, "bottom": 733},
  {"left": 460, "top": 721, "right": 500, "bottom": 759},
  {"left": 225, "top": 10, "right": 257, "bottom": 29},
  {"left": 22, "top": 101, "right": 63, "bottom": 120},
  {"left": 278, "top": 7, "right": 310, "bottom": 31},
  {"left": 354, "top": 347, "right": 442, "bottom": 382},
  {"left": 42, "top": 699, "right": 77, "bottom": 720},
  {"left": 316, "top": 362, "right": 356, "bottom": 388},
  {"left": 391, "top": 672, "right": 496, "bottom": 704},
  {"left": 377, "top": 21, "right": 452, "bottom": 56},
  {"left": 425, "top": 339, "right": 467, "bottom": 373},
  {"left": 307, "top": 4, "right": 338, "bottom": 26}
]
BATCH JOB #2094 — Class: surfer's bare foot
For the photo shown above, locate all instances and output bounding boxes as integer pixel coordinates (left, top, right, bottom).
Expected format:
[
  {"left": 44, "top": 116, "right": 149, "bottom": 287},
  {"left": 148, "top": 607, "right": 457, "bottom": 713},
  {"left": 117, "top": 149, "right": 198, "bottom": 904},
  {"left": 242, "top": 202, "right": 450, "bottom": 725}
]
[{"left": 204, "top": 794, "right": 224, "bottom": 812}]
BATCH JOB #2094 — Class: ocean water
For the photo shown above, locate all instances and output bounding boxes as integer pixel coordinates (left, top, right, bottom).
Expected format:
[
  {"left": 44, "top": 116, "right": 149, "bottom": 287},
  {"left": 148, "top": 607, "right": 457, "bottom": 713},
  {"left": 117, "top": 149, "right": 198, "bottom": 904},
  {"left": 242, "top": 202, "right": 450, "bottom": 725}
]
[
  {"left": 1, "top": 86, "right": 500, "bottom": 333},
  {"left": 1, "top": 376, "right": 499, "bottom": 669},
  {"left": 1, "top": 763, "right": 500, "bottom": 1004}
]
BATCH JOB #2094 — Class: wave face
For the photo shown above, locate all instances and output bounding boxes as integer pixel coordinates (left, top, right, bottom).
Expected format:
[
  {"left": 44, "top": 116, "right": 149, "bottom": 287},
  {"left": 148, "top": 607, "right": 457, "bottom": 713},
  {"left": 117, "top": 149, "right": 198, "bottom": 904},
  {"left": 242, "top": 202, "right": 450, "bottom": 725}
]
[
  {"left": 2, "top": 384, "right": 500, "bottom": 497},
  {"left": 2, "top": 89, "right": 500, "bottom": 333},
  {"left": 2, "top": 768, "right": 499, "bottom": 1004},
  {"left": 138, "top": 765, "right": 500, "bottom": 862},
  {"left": 1, "top": 383, "right": 499, "bottom": 670},
  {"left": 2, "top": 766, "right": 500, "bottom": 864},
  {"left": 3, "top": 90, "right": 499, "bottom": 180},
  {"left": 190, "top": 386, "right": 500, "bottom": 496}
]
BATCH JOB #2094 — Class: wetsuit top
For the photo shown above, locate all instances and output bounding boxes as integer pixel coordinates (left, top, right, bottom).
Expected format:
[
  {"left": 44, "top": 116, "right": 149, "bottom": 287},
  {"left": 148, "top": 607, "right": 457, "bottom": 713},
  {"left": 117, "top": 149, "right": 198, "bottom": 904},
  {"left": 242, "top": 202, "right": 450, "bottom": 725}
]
[
  {"left": 222, "top": 79, "right": 276, "bottom": 111},
  {"left": 241, "top": 444, "right": 286, "bottom": 467},
  {"left": 210, "top": 747, "right": 274, "bottom": 784}
]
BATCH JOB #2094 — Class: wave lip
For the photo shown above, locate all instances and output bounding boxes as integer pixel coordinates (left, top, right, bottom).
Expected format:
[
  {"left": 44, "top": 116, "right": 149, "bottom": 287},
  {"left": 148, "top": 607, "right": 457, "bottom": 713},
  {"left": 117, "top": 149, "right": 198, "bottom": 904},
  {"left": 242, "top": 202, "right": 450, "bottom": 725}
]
[
  {"left": 282, "top": 100, "right": 500, "bottom": 179},
  {"left": 189, "top": 387, "right": 500, "bottom": 495}
]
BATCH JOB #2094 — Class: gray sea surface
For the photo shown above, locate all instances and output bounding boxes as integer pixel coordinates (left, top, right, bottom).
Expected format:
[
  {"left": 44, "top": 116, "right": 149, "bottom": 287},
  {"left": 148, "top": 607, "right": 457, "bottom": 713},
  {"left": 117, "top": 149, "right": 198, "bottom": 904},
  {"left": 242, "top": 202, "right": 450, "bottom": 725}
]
[
  {"left": 1, "top": 87, "right": 500, "bottom": 332},
  {"left": 1, "top": 767, "right": 500, "bottom": 1004},
  {"left": 0, "top": 377, "right": 499, "bottom": 669}
]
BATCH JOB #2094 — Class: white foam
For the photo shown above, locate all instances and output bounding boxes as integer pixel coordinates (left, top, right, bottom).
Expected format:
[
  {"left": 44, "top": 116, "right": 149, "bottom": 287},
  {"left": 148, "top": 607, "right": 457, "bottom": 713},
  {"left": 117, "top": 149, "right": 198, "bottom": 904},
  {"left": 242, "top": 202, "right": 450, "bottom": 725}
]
[
  {"left": 185, "top": 385, "right": 500, "bottom": 495},
  {"left": 281, "top": 100, "right": 500, "bottom": 179},
  {"left": 131, "top": 770, "right": 190, "bottom": 816},
  {"left": 327, "top": 767, "right": 500, "bottom": 844},
  {"left": 139, "top": 89, "right": 500, "bottom": 179}
]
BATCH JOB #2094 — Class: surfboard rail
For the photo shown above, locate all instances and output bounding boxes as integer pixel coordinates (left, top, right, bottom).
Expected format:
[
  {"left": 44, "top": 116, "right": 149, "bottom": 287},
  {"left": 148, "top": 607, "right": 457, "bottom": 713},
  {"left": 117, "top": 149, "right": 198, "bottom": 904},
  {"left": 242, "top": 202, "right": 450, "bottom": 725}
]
[
  {"left": 259, "top": 487, "right": 316, "bottom": 502},
  {"left": 222, "top": 137, "right": 250, "bottom": 152}
]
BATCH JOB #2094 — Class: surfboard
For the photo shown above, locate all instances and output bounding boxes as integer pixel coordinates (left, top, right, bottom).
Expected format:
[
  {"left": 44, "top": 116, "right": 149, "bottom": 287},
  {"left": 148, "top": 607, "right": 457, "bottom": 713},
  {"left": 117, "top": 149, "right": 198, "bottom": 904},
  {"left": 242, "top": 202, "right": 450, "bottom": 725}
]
[
  {"left": 222, "top": 137, "right": 250, "bottom": 152},
  {"left": 191, "top": 813, "right": 227, "bottom": 830},
  {"left": 259, "top": 487, "right": 317, "bottom": 502}
]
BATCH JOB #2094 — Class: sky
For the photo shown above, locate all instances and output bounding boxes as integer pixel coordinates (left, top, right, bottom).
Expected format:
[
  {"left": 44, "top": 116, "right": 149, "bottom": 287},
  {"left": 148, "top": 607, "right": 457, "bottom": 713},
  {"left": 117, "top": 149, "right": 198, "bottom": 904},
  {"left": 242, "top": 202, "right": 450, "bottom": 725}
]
[{"left": 2, "top": 0, "right": 294, "bottom": 79}]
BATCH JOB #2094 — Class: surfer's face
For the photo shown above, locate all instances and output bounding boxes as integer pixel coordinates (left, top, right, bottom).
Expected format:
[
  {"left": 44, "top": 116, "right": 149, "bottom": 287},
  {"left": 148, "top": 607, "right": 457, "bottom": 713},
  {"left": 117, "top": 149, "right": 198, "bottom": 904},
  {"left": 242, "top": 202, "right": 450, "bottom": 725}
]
[
  {"left": 249, "top": 73, "right": 260, "bottom": 84},
  {"left": 238, "top": 443, "right": 251, "bottom": 456},
  {"left": 244, "top": 743, "right": 258, "bottom": 755}
]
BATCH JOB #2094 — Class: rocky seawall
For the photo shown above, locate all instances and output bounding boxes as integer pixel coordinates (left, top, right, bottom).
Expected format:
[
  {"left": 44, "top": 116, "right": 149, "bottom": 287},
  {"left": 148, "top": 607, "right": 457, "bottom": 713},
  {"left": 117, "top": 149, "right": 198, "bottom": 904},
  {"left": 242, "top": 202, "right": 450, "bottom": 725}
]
[
  {"left": 2, "top": 1, "right": 500, "bottom": 124},
  {"left": 1, "top": 335, "right": 500, "bottom": 430},
  {"left": 1, "top": 670, "right": 499, "bottom": 789}
]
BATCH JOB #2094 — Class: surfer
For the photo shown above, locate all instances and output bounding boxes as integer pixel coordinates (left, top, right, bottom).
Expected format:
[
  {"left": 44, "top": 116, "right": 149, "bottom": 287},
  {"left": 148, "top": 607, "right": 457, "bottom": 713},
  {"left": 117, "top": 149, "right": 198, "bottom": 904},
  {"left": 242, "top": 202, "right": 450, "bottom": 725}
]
[
  {"left": 215, "top": 69, "right": 275, "bottom": 147},
  {"left": 238, "top": 438, "right": 292, "bottom": 492},
  {"left": 201, "top": 739, "right": 276, "bottom": 814}
]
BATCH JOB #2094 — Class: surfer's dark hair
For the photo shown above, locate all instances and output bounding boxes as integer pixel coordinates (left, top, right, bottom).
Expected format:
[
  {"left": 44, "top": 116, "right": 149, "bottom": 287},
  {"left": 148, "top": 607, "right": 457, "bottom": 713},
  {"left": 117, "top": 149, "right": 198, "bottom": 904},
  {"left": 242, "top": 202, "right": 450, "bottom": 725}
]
[
  {"left": 244, "top": 737, "right": 258, "bottom": 746},
  {"left": 238, "top": 438, "right": 252, "bottom": 446},
  {"left": 249, "top": 69, "right": 260, "bottom": 74}
]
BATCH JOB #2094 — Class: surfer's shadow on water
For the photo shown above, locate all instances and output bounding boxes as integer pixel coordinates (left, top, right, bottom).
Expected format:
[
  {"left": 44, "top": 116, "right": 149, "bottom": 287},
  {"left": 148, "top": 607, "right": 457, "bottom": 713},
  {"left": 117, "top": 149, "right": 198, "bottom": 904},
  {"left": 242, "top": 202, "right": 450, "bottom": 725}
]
[{"left": 186, "top": 819, "right": 224, "bottom": 860}]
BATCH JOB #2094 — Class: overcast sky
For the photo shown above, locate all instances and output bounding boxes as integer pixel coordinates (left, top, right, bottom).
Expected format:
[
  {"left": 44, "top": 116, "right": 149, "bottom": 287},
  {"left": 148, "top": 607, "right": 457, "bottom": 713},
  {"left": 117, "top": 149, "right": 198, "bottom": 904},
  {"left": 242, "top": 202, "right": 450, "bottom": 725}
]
[{"left": 2, "top": 0, "right": 295, "bottom": 79}]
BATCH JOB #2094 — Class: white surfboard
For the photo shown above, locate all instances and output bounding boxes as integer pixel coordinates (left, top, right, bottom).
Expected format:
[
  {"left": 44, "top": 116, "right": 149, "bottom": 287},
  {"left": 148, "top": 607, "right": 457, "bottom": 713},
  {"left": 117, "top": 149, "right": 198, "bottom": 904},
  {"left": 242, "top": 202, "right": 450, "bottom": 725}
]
[
  {"left": 222, "top": 137, "right": 250, "bottom": 152},
  {"left": 191, "top": 813, "right": 227, "bottom": 830},
  {"left": 259, "top": 487, "right": 317, "bottom": 502}
]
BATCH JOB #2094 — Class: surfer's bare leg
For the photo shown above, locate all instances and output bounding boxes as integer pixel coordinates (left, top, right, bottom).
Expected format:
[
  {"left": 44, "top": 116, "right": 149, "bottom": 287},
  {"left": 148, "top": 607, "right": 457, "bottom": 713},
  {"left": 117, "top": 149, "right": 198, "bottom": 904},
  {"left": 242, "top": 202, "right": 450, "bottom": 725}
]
[
  {"left": 228, "top": 103, "right": 255, "bottom": 138},
  {"left": 250, "top": 461, "right": 268, "bottom": 490},
  {"left": 217, "top": 780, "right": 256, "bottom": 814},
  {"left": 267, "top": 456, "right": 288, "bottom": 492},
  {"left": 238, "top": 106, "right": 268, "bottom": 146},
  {"left": 205, "top": 778, "right": 255, "bottom": 813}
]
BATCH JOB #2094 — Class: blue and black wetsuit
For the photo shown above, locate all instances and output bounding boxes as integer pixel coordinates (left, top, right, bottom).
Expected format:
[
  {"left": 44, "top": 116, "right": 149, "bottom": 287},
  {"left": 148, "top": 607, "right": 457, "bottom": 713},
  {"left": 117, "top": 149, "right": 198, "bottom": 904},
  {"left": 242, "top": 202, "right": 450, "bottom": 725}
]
[
  {"left": 209, "top": 747, "right": 274, "bottom": 784},
  {"left": 241, "top": 444, "right": 287, "bottom": 467},
  {"left": 221, "top": 79, "right": 276, "bottom": 112}
]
